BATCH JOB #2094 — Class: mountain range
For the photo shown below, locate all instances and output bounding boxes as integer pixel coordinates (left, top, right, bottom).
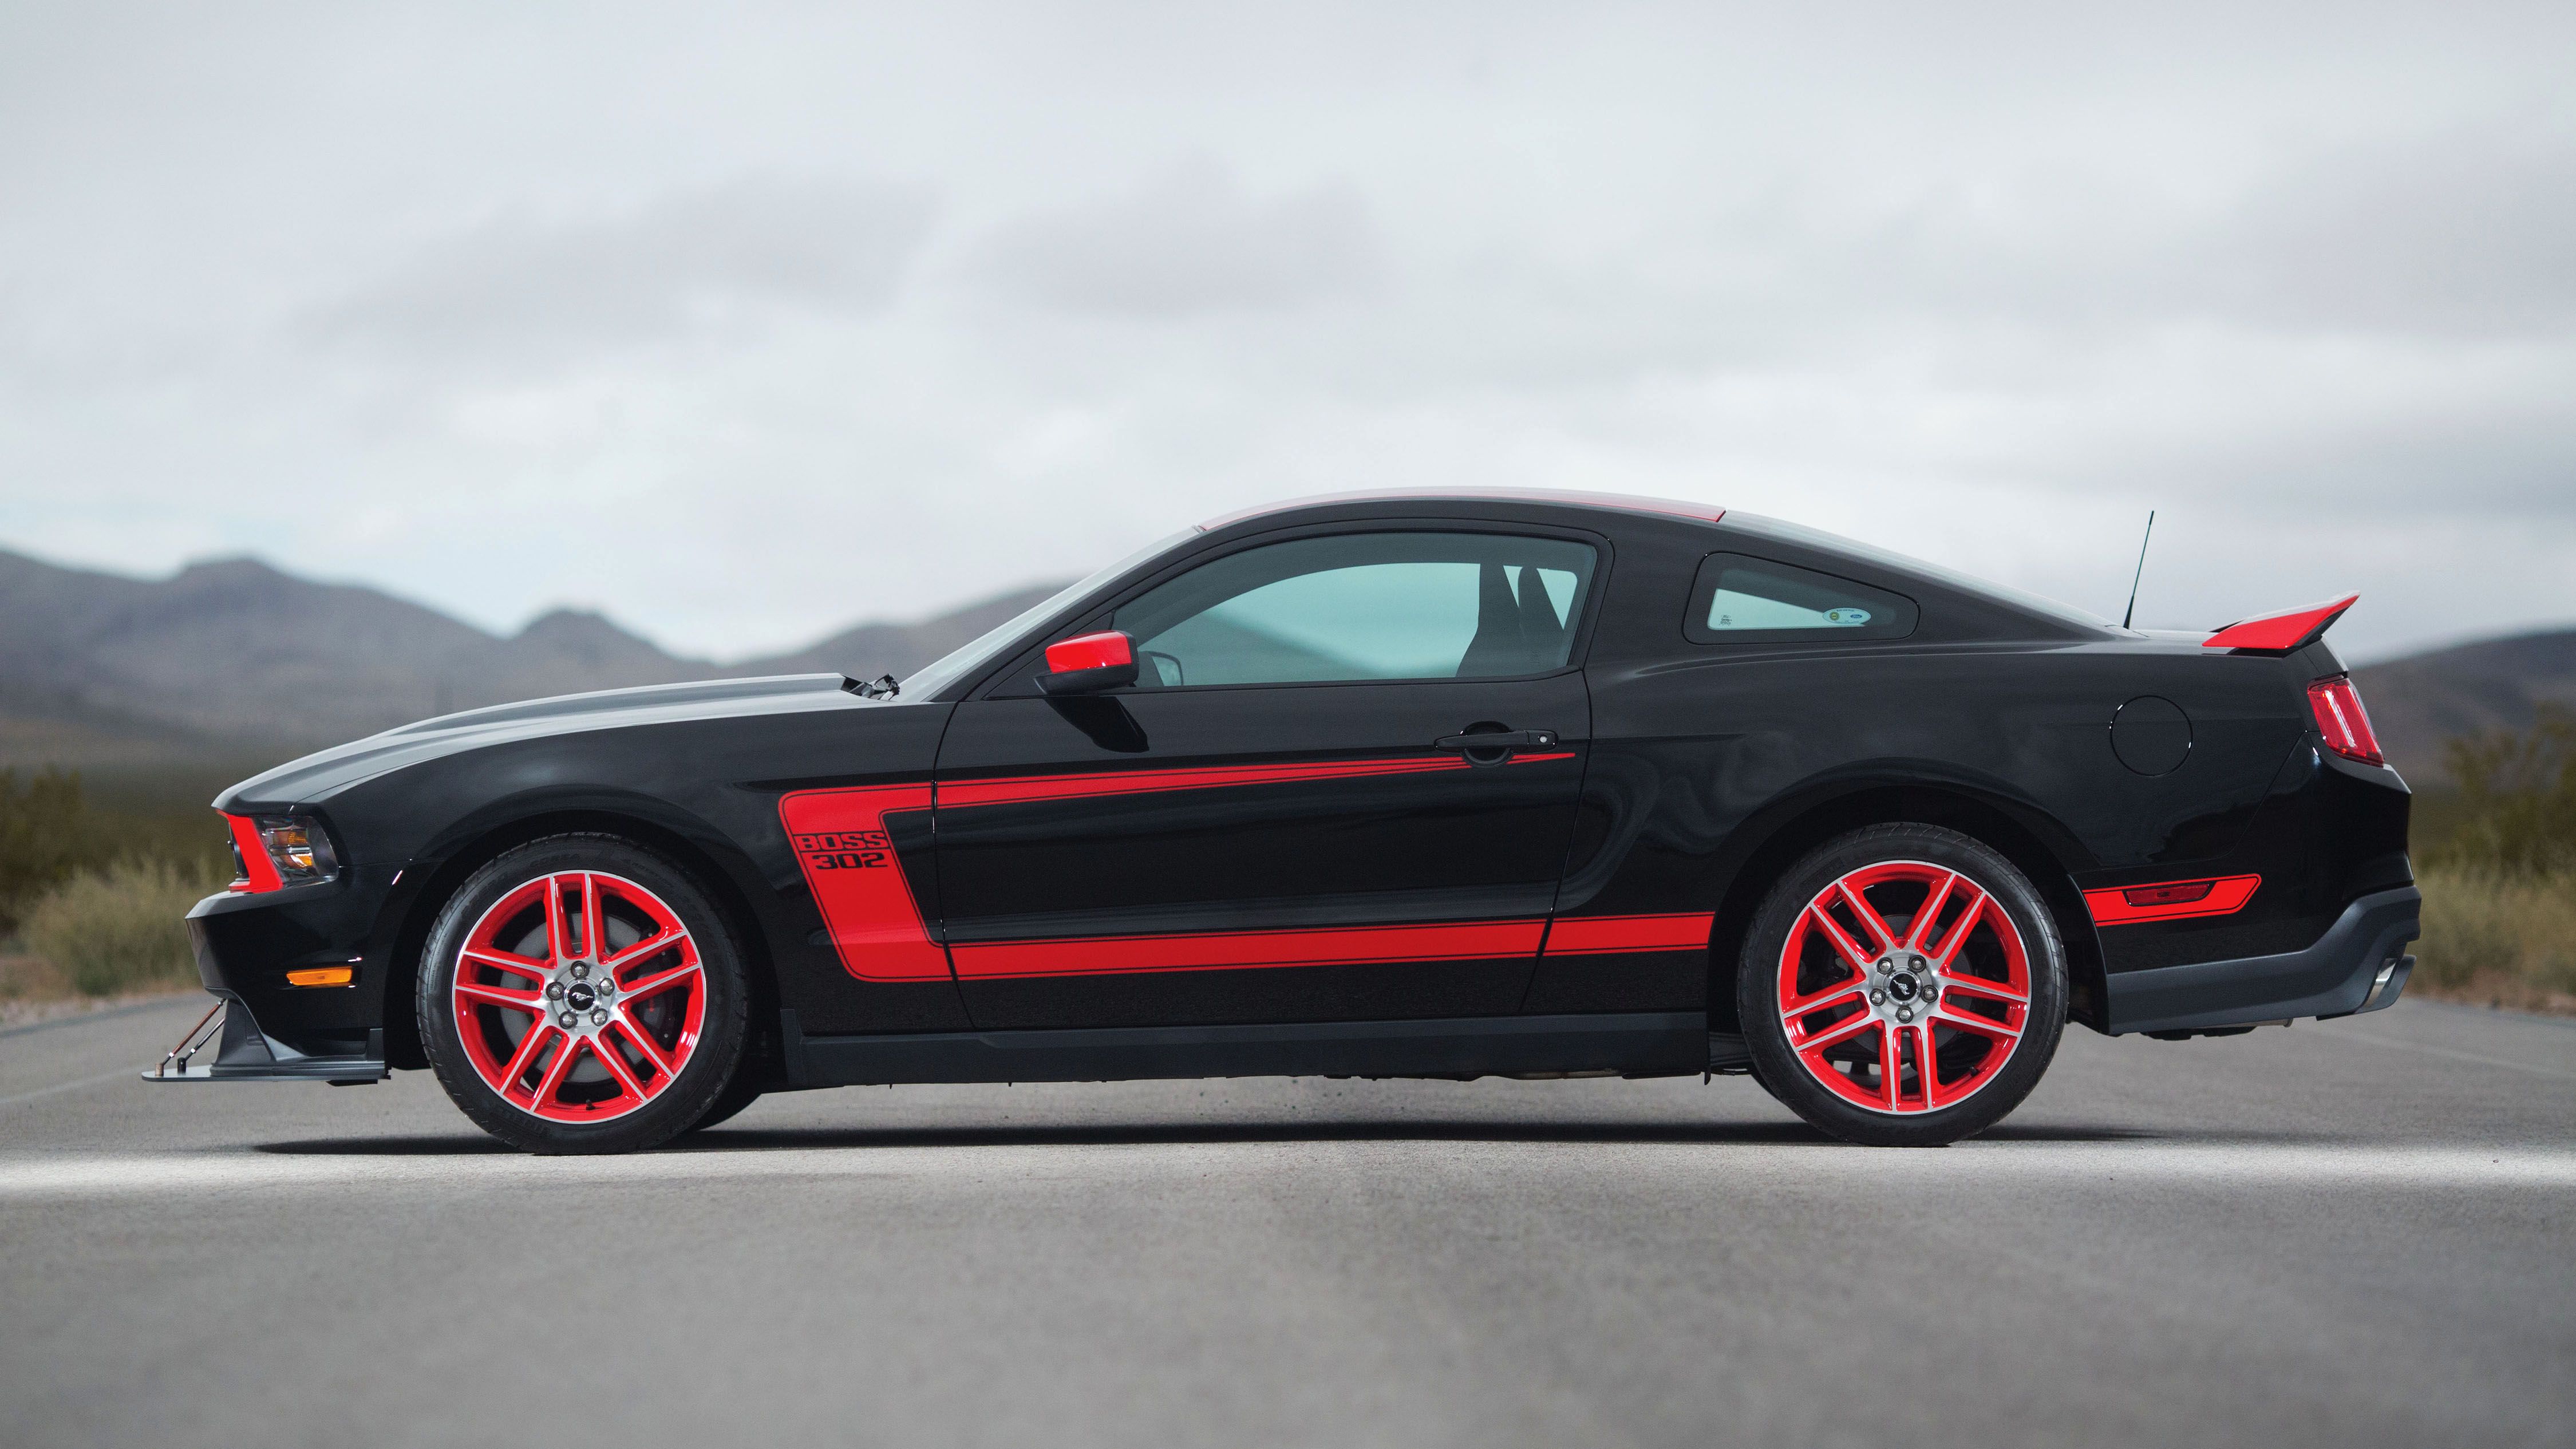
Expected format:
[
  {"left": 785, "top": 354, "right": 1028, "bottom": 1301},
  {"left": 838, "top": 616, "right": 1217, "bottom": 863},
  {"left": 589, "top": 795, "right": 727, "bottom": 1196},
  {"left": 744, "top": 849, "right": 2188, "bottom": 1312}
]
[
  {"left": 2, "top": 543, "right": 2567, "bottom": 787},
  {"left": 0, "top": 546, "right": 1060, "bottom": 769}
]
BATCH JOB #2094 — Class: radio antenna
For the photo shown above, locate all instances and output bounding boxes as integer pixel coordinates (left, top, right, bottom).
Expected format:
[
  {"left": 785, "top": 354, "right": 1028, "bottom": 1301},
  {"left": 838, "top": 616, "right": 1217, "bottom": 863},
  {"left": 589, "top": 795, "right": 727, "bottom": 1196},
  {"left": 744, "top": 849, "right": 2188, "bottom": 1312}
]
[{"left": 2120, "top": 510, "right": 2155, "bottom": 630}]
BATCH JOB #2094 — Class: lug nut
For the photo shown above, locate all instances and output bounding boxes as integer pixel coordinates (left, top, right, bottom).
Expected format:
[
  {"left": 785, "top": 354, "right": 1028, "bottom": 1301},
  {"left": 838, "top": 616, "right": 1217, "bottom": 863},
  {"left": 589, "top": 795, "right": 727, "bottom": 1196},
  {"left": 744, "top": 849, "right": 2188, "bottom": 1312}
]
[
  {"left": 590, "top": 1008, "right": 609, "bottom": 1026},
  {"left": 1870, "top": 989, "right": 1887, "bottom": 1004},
  {"left": 558, "top": 1011, "right": 576, "bottom": 1029},
  {"left": 570, "top": 962, "right": 588, "bottom": 981},
  {"left": 1897, "top": 1006, "right": 1914, "bottom": 1023},
  {"left": 546, "top": 981, "right": 564, "bottom": 1001},
  {"left": 595, "top": 977, "right": 614, "bottom": 996},
  {"left": 1909, "top": 955, "right": 1925, "bottom": 969}
]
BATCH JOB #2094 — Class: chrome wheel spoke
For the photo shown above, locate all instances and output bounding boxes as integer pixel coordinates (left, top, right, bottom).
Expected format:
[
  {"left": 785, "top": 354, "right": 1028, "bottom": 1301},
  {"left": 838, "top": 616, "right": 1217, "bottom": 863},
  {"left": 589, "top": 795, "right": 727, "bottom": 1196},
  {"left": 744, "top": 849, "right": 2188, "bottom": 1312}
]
[
  {"left": 1790, "top": 1008, "right": 1879, "bottom": 1056},
  {"left": 610, "top": 1016, "right": 678, "bottom": 1079},
  {"left": 454, "top": 981, "right": 543, "bottom": 1013}
]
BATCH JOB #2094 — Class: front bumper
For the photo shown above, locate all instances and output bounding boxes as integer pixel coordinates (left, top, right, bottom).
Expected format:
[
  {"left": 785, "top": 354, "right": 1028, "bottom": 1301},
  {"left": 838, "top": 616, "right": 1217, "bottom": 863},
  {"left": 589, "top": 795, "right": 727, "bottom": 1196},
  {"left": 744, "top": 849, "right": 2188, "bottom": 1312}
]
[
  {"left": 177, "top": 865, "right": 405, "bottom": 1061},
  {"left": 141, "top": 993, "right": 388, "bottom": 1084},
  {"left": 2103, "top": 886, "right": 2420, "bottom": 1036}
]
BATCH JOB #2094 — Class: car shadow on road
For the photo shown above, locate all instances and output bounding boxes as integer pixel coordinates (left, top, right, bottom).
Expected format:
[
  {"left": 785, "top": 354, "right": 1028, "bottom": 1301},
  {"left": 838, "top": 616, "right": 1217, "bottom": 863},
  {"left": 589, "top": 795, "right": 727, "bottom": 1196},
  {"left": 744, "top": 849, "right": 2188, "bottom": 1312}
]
[{"left": 255, "top": 1118, "right": 2200, "bottom": 1156}]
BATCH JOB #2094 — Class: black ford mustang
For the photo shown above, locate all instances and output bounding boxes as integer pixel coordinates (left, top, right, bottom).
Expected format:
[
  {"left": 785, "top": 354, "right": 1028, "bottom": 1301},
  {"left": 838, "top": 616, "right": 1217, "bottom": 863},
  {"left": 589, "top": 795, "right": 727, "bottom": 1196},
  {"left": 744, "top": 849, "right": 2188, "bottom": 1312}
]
[{"left": 152, "top": 491, "right": 2418, "bottom": 1151}]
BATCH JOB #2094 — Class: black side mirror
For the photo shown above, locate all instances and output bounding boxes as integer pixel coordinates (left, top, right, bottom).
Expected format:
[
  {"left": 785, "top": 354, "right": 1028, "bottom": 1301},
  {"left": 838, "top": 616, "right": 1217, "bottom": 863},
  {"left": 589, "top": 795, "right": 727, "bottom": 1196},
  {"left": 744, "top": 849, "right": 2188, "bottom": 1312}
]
[{"left": 1036, "top": 630, "right": 1140, "bottom": 695}]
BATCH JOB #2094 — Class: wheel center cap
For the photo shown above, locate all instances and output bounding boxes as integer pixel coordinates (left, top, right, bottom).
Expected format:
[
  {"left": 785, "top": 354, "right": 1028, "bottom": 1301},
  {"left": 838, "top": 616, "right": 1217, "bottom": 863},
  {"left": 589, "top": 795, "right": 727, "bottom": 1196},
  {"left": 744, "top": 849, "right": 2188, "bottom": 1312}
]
[
  {"left": 566, "top": 982, "right": 597, "bottom": 1012},
  {"left": 1887, "top": 973, "right": 1919, "bottom": 1002}
]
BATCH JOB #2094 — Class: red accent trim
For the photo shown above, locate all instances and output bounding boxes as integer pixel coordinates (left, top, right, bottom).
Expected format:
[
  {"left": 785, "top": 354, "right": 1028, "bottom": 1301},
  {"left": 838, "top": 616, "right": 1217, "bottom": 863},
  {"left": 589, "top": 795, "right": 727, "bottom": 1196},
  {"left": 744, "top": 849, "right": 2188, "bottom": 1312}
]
[
  {"left": 1542, "top": 913, "right": 1715, "bottom": 955},
  {"left": 2084, "top": 874, "right": 2261, "bottom": 925},
  {"left": 1044, "top": 630, "right": 1134, "bottom": 674},
  {"left": 782, "top": 752, "right": 1579, "bottom": 982},
  {"left": 778, "top": 785, "right": 951, "bottom": 982},
  {"left": 224, "top": 814, "right": 282, "bottom": 893},
  {"left": 1199, "top": 489, "right": 1724, "bottom": 532},
  {"left": 939, "top": 752, "right": 1575, "bottom": 811},
  {"left": 2203, "top": 594, "right": 2358, "bottom": 653},
  {"left": 2308, "top": 676, "right": 2386, "bottom": 767},
  {"left": 953, "top": 919, "right": 1548, "bottom": 980}
]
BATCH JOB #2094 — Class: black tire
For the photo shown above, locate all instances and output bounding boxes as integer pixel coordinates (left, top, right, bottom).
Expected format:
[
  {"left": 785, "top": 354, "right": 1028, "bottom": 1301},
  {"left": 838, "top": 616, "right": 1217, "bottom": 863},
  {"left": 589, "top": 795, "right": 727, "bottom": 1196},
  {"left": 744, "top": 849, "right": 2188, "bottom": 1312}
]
[
  {"left": 1736, "top": 823, "right": 2067, "bottom": 1147},
  {"left": 418, "top": 834, "right": 752, "bottom": 1155},
  {"left": 679, "top": 1072, "right": 765, "bottom": 1135}
]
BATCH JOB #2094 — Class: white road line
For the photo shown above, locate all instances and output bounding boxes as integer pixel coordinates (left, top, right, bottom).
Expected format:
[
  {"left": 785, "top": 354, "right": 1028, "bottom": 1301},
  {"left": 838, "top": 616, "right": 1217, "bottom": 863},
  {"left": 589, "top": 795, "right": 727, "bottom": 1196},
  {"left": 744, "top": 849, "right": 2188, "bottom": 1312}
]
[
  {"left": 2, "top": 1141, "right": 2571, "bottom": 1199},
  {"left": 0, "top": 1066, "right": 152, "bottom": 1111}
]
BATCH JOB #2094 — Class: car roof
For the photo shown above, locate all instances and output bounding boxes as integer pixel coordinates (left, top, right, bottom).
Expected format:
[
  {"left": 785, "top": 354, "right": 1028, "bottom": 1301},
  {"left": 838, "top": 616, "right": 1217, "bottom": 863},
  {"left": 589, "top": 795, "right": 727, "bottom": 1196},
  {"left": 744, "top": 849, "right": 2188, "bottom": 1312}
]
[{"left": 1198, "top": 488, "right": 1726, "bottom": 532}]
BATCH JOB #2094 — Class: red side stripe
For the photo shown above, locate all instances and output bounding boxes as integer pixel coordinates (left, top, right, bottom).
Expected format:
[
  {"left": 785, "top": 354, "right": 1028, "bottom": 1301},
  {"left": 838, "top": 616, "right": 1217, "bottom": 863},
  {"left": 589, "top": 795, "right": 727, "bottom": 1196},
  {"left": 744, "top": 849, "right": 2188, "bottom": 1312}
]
[
  {"left": 1542, "top": 912, "right": 1714, "bottom": 955},
  {"left": 778, "top": 785, "right": 950, "bottom": 982},
  {"left": 782, "top": 752, "right": 1584, "bottom": 984},
  {"left": 939, "top": 752, "right": 1576, "bottom": 811},
  {"left": 2083, "top": 874, "right": 2261, "bottom": 926},
  {"left": 952, "top": 919, "right": 1549, "bottom": 980}
]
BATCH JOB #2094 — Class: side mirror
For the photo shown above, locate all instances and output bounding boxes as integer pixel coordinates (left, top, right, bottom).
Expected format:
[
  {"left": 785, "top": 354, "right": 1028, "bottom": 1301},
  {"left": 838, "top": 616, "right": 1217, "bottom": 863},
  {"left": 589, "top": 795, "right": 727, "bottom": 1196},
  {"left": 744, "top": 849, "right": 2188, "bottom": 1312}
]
[{"left": 1037, "top": 630, "right": 1139, "bottom": 695}]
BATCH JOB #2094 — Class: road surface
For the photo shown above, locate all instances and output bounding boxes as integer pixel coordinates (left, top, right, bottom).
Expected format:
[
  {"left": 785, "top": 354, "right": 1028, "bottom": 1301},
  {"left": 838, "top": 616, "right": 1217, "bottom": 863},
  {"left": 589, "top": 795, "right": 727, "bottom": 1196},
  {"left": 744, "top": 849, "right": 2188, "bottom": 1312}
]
[{"left": 3, "top": 994, "right": 2570, "bottom": 1448}]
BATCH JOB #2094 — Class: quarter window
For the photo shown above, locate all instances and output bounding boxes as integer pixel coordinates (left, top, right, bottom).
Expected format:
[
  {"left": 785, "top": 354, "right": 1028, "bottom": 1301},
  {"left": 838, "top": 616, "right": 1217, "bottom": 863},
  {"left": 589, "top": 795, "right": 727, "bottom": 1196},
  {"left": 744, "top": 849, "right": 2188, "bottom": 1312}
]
[
  {"left": 1684, "top": 553, "right": 1917, "bottom": 645},
  {"left": 1113, "top": 532, "right": 1598, "bottom": 687}
]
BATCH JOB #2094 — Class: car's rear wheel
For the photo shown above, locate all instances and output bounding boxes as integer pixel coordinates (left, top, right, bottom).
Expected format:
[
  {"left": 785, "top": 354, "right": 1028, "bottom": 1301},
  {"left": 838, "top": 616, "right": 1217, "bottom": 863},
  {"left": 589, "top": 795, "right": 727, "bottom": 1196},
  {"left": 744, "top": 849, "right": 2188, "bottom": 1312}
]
[
  {"left": 420, "top": 835, "right": 750, "bottom": 1154},
  {"left": 1737, "top": 824, "right": 2066, "bottom": 1147}
]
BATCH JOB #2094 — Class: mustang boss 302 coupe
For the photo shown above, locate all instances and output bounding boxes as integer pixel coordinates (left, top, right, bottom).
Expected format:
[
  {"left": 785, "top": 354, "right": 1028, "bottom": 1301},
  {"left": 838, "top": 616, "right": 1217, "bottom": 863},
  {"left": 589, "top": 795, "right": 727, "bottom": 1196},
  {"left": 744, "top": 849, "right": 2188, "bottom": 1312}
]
[{"left": 155, "top": 491, "right": 2417, "bottom": 1151}]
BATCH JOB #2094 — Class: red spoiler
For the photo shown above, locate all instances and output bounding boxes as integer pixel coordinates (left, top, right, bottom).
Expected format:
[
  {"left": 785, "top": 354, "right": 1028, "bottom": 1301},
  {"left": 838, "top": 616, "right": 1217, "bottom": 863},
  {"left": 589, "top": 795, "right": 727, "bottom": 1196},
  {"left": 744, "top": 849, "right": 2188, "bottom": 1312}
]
[{"left": 2202, "top": 594, "right": 2358, "bottom": 654}]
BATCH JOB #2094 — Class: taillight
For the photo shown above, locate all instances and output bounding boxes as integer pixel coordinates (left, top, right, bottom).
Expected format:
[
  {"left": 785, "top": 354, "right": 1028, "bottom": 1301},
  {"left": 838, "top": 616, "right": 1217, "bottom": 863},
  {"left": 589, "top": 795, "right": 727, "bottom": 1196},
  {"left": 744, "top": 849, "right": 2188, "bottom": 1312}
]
[{"left": 2308, "top": 675, "right": 2385, "bottom": 766}]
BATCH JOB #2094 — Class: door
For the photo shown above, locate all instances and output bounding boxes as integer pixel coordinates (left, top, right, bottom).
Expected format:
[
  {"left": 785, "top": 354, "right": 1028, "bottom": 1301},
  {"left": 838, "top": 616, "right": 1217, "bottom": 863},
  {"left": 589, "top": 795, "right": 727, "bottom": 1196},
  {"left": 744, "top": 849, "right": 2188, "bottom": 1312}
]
[{"left": 933, "top": 526, "right": 1602, "bottom": 1029}]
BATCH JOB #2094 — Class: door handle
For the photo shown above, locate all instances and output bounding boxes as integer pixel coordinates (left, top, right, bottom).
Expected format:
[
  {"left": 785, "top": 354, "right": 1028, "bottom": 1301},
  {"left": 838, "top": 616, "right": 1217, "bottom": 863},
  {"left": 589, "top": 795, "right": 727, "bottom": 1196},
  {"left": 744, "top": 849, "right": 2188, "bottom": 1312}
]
[{"left": 1433, "top": 728, "right": 1560, "bottom": 764}]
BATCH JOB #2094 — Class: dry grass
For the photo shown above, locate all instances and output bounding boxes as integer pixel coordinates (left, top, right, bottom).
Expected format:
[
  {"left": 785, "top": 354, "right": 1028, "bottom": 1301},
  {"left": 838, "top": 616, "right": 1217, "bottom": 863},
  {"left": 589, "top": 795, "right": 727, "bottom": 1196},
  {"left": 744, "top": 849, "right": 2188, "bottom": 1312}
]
[
  {"left": 2411, "top": 865, "right": 2576, "bottom": 1015},
  {"left": 0, "top": 951, "right": 73, "bottom": 1001},
  {"left": 17, "top": 857, "right": 225, "bottom": 999}
]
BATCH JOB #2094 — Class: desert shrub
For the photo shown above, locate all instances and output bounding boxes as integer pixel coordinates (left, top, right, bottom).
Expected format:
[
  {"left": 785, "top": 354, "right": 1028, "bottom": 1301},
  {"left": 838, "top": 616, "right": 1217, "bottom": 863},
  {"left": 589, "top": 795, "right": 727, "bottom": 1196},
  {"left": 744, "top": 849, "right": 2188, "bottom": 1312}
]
[
  {"left": 20, "top": 856, "right": 227, "bottom": 997},
  {"left": 0, "top": 768, "right": 107, "bottom": 933},
  {"left": 0, "top": 951, "right": 72, "bottom": 1001},
  {"left": 2412, "top": 864, "right": 2576, "bottom": 1007},
  {"left": 2433, "top": 705, "right": 2576, "bottom": 874}
]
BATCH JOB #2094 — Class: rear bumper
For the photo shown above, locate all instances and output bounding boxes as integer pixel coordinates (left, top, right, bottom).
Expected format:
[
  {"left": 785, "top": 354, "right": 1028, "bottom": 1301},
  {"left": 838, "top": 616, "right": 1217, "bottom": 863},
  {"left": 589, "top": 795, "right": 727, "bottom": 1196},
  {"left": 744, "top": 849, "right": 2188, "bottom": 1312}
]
[{"left": 2103, "top": 886, "right": 2420, "bottom": 1036}]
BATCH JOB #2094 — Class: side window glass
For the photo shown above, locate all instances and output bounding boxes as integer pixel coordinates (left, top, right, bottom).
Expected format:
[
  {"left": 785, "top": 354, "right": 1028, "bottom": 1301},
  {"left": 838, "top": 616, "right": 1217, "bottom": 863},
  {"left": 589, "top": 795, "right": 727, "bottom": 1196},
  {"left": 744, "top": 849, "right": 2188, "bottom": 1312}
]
[
  {"left": 1684, "top": 552, "right": 1917, "bottom": 645},
  {"left": 1113, "top": 532, "right": 1598, "bottom": 687}
]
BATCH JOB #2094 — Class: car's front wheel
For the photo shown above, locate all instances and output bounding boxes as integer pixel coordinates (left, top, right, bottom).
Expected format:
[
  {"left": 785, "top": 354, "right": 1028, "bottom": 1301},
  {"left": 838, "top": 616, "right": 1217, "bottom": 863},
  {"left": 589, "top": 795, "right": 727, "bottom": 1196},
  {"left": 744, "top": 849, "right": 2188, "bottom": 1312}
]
[
  {"left": 419, "top": 835, "right": 750, "bottom": 1154},
  {"left": 1738, "top": 824, "right": 2067, "bottom": 1147}
]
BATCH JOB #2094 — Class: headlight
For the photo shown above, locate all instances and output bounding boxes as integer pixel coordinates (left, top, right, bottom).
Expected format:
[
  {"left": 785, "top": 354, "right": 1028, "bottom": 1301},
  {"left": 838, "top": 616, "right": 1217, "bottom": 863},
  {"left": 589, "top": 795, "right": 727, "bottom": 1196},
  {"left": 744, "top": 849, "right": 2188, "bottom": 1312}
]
[{"left": 224, "top": 812, "right": 342, "bottom": 892}]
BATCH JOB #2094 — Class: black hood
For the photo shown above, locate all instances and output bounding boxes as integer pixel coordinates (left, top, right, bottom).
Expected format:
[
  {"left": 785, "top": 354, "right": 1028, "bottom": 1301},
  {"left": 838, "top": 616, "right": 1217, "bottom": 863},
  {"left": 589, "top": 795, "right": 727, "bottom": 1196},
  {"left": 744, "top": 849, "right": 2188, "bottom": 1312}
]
[{"left": 214, "top": 674, "right": 872, "bottom": 811}]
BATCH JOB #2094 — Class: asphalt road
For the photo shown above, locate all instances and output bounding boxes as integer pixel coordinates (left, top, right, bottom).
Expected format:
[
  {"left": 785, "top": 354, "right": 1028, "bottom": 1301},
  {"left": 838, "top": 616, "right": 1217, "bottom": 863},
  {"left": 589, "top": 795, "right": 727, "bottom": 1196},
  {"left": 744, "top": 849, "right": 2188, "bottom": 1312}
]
[{"left": 2, "top": 996, "right": 2570, "bottom": 1449}]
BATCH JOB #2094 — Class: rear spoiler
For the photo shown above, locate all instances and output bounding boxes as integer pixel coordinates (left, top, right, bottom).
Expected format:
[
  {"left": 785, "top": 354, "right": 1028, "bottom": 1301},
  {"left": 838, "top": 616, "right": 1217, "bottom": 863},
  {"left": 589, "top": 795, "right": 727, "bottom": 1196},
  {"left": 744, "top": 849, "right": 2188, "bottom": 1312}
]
[{"left": 2202, "top": 594, "right": 2357, "bottom": 654}]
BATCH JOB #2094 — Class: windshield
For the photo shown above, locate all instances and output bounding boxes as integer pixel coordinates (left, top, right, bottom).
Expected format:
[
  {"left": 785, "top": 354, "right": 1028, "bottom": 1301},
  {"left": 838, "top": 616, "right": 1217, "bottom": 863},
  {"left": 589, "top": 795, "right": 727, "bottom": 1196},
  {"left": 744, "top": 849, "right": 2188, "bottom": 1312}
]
[
  {"left": 1724, "top": 512, "right": 2116, "bottom": 631},
  {"left": 899, "top": 529, "right": 1196, "bottom": 699}
]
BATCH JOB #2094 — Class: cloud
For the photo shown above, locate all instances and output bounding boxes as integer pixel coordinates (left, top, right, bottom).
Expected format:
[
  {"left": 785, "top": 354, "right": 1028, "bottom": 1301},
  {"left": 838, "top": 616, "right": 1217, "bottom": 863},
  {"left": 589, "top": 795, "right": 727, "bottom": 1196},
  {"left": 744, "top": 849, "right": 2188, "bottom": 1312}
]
[
  {"left": 2, "top": 3, "right": 2571, "bottom": 669},
  {"left": 301, "top": 175, "right": 937, "bottom": 367},
  {"left": 967, "top": 159, "right": 1381, "bottom": 318}
]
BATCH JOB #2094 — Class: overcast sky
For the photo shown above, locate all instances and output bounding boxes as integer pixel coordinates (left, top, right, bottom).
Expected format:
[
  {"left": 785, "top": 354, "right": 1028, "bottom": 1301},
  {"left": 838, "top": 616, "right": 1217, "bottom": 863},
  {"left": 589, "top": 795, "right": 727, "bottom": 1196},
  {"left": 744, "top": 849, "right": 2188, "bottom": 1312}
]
[{"left": 3, "top": 1, "right": 2570, "bottom": 664}]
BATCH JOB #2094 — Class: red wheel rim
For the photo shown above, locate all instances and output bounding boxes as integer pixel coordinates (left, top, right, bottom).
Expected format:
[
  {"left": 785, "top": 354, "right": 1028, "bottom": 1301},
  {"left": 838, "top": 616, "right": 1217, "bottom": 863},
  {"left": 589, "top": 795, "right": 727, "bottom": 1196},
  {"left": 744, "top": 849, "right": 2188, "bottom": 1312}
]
[
  {"left": 451, "top": 871, "right": 706, "bottom": 1123},
  {"left": 1775, "top": 859, "right": 2031, "bottom": 1116}
]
